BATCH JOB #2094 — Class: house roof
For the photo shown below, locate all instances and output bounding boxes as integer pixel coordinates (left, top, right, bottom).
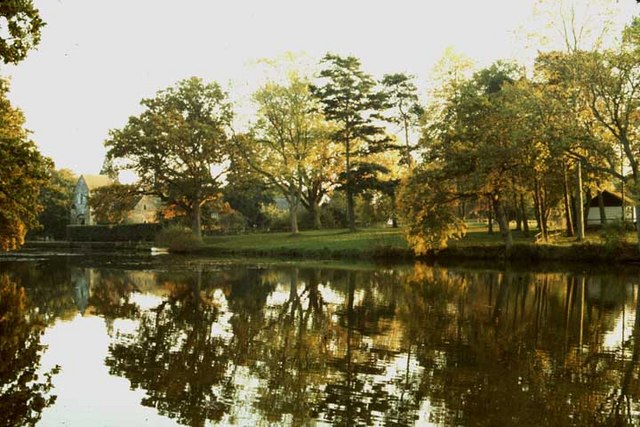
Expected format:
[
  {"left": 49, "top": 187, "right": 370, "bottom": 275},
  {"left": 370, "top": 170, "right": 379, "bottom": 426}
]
[
  {"left": 589, "top": 190, "right": 636, "bottom": 207},
  {"left": 80, "top": 174, "right": 114, "bottom": 191}
]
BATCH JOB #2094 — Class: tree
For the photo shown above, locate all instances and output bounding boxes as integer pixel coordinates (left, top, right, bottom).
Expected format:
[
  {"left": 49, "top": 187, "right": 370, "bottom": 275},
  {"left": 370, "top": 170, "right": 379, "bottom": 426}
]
[
  {"left": 88, "top": 183, "right": 141, "bottom": 225},
  {"left": 381, "top": 73, "right": 423, "bottom": 168},
  {"left": 417, "top": 62, "right": 522, "bottom": 252},
  {"left": 299, "top": 131, "right": 341, "bottom": 230},
  {"left": 222, "top": 158, "right": 273, "bottom": 230},
  {"left": 104, "top": 77, "right": 233, "bottom": 238},
  {"left": 574, "top": 20, "right": 640, "bottom": 248},
  {"left": 0, "top": 79, "right": 50, "bottom": 251},
  {"left": 31, "top": 168, "right": 76, "bottom": 239},
  {"left": 0, "top": 0, "right": 44, "bottom": 65},
  {"left": 398, "top": 166, "right": 466, "bottom": 253},
  {"left": 310, "top": 54, "right": 388, "bottom": 231},
  {"left": 236, "top": 75, "right": 328, "bottom": 234}
]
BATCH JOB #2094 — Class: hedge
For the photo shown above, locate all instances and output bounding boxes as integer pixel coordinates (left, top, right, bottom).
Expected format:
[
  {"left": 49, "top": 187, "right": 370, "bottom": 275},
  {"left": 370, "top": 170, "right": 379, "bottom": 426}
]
[{"left": 66, "top": 223, "right": 161, "bottom": 242}]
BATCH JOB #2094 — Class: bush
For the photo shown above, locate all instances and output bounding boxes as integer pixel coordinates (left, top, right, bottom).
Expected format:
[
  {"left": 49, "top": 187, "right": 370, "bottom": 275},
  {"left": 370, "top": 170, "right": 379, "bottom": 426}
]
[
  {"left": 218, "top": 210, "right": 248, "bottom": 234},
  {"left": 260, "top": 203, "right": 290, "bottom": 232},
  {"left": 155, "top": 226, "right": 202, "bottom": 253},
  {"left": 320, "top": 195, "right": 348, "bottom": 229},
  {"left": 600, "top": 221, "right": 627, "bottom": 255}
]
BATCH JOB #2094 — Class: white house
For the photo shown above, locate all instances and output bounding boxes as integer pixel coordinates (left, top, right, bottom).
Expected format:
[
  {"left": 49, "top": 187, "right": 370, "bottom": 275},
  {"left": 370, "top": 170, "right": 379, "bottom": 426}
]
[{"left": 587, "top": 190, "right": 636, "bottom": 226}]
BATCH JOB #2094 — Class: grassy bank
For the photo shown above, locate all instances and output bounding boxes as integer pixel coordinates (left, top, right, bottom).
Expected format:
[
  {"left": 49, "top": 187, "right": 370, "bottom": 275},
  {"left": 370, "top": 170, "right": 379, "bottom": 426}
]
[
  {"left": 22, "top": 224, "right": 640, "bottom": 264},
  {"left": 196, "top": 224, "right": 640, "bottom": 264},
  {"left": 198, "top": 228, "right": 411, "bottom": 260}
]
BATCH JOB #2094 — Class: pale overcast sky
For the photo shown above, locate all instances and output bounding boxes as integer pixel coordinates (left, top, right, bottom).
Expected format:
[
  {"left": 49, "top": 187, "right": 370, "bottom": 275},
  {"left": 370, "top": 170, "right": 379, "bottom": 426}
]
[{"left": 3, "top": 0, "right": 638, "bottom": 175}]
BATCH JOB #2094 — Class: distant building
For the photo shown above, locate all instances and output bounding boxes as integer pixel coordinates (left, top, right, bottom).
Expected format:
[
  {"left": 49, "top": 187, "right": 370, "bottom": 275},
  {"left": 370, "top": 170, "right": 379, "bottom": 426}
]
[
  {"left": 70, "top": 174, "right": 114, "bottom": 225},
  {"left": 587, "top": 190, "right": 636, "bottom": 226},
  {"left": 70, "top": 174, "right": 163, "bottom": 225},
  {"left": 124, "top": 194, "right": 164, "bottom": 224}
]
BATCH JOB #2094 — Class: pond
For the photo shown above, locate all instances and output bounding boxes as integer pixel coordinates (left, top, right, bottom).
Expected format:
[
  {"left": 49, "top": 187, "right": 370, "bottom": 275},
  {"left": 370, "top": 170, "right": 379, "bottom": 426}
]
[{"left": 1, "top": 254, "right": 640, "bottom": 426}]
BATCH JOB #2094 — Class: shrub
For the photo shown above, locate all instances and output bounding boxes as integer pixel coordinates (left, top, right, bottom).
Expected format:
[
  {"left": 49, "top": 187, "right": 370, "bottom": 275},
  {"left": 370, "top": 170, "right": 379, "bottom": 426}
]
[
  {"left": 218, "top": 210, "right": 247, "bottom": 234},
  {"left": 155, "top": 226, "right": 202, "bottom": 253},
  {"left": 600, "top": 221, "right": 627, "bottom": 255},
  {"left": 260, "top": 203, "right": 290, "bottom": 232}
]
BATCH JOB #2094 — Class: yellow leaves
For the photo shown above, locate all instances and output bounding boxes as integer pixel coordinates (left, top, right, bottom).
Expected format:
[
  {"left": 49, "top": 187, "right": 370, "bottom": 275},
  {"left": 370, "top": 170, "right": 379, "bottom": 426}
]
[
  {"left": 0, "top": 217, "right": 26, "bottom": 251},
  {"left": 398, "top": 166, "right": 467, "bottom": 254}
]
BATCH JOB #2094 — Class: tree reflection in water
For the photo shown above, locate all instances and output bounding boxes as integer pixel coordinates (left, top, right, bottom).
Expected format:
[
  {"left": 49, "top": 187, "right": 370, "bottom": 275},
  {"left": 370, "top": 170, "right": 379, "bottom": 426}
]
[
  {"left": 0, "top": 275, "right": 58, "bottom": 427},
  {"left": 396, "top": 264, "right": 640, "bottom": 426},
  {"left": 105, "top": 269, "right": 233, "bottom": 426},
  {"left": 44, "top": 260, "right": 640, "bottom": 426}
]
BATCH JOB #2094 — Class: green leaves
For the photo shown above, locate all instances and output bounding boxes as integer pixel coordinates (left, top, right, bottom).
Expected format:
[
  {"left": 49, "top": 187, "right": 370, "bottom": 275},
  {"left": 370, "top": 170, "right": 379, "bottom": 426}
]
[
  {"left": 311, "top": 53, "right": 390, "bottom": 231},
  {"left": 0, "top": 80, "right": 50, "bottom": 251},
  {"left": 0, "top": 0, "right": 44, "bottom": 64},
  {"left": 104, "top": 77, "right": 233, "bottom": 237}
]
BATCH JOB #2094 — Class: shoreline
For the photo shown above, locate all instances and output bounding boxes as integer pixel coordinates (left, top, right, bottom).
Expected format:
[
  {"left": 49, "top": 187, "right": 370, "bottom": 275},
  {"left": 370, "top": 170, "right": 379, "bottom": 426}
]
[{"left": 18, "top": 238, "right": 640, "bottom": 266}]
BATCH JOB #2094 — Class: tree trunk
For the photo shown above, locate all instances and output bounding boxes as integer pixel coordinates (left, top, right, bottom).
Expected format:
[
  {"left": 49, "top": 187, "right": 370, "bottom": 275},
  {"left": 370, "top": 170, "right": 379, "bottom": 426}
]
[
  {"left": 541, "top": 201, "right": 549, "bottom": 241},
  {"left": 514, "top": 193, "right": 522, "bottom": 232},
  {"left": 390, "top": 190, "right": 398, "bottom": 228},
  {"left": 191, "top": 202, "right": 202, "bottom": 239},
  {"left": 310, "top": 202, "right": 322, "bottom": 230},
  {"left": 346, "top": 188, "right": 356, "bottom": 231},
  {"left": 635, "top": 205, "right": 640, "bottom": 253},
  {"left": 575, "top": 162, "right": 585, "bottom": 241},
  {"left": 563, "top": 161, "right": 574, "bottom": 237},
  {"left": 597, "top": 190, "right": 606, "bottom": 226},
  {"left": 520, "top": 193, "right": 530, "bottom": 237},
  {"left": 403, "top": 117, "right": 413, "bottom": 169},
  {"left": 534, "top": 179, "right": 547, "bottom": 241},
  {"left": 488, "top": 199, "right": 494, "bottom": 234},
  {"left": 345, "top": 139, "right": 356, "bottom": 232},
  {"left": 533, "top": 181, "right": 542, "bottom": 232},
  {"left": 583, "top": 190, "right": 590, "bottom": 231},
  {"left": 289, "top": 197, "right": 299, "bottom": 235},
  {"left": 493, "top": 195, "right": 513, "bottom": 254}
]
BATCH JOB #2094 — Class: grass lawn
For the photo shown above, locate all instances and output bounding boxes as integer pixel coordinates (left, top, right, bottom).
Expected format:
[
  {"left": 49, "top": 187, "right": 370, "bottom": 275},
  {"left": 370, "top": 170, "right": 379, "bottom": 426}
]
[
  {"left": 202, "top": 227, "right": 408, "bottom": 253},
  {"left": 451, "top": 221, "right": 640, "bottom": 247},
  {"left": 196, "top": 221, "right": 639, "bottom": 262}
]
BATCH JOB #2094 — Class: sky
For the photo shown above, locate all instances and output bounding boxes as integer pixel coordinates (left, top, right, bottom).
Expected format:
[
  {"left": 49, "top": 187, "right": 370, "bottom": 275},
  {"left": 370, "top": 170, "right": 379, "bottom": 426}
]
[{"left": 3, "top": 0, "right": 639, "bottom": 175}]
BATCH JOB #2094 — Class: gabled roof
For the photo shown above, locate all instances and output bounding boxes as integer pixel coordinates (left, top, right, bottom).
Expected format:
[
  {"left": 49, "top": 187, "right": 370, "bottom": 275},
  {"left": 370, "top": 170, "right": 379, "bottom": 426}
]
[
  {"left": 80, "top": 174, "right": 114, "bottom": 191},
  {"left": 589, "top": 190, "right": 636, "bottom": 207}
]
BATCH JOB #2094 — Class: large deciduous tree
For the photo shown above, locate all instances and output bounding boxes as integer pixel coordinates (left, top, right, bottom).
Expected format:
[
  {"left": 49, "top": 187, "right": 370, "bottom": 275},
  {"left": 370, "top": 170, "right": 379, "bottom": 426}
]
[
  {"left": 0, "top": 1, "right": 49, "bottom": 250},
  {"left": 0, "top": 79, "right": 50, "bottom": 251},
  {"left": 402, "top": 62, "right": 524, "bottom": 253},
  {"left": 104, "top": 77, "right": 233, "bottom": 238},
  {"left": 89, "top": 183, "right": 141, "bottom": 225},
  {"left": 574, "top": 19, "right": 640, "bottom": 249},
  {"left": 310, "top": 54, "right": 388, "bottom": 231},
  {"left": 236, "top": 75, "right": 328, "bottom": 234}
]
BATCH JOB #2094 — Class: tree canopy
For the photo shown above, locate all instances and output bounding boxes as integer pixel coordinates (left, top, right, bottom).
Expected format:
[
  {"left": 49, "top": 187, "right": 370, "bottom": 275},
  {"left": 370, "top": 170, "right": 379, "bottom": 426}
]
[
  {"left": 0, "top": 0, "right": 44, "bottom": 64},
  {"left": 104, "top": 77, "right": 233, "bottom": 238},
  {"left": 236, "top": 74, "right": 332, "bottom": 234},
  {"left": 311, "top": 54, "right": 389, "bottom": 231},
  {"left": 0, "top": 79, "right": 50, "bottom": 250}
]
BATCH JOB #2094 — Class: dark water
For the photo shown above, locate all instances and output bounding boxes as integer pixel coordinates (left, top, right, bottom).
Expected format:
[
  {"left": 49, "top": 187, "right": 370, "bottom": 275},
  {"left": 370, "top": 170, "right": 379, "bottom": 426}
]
[{"left": 2, "top": 255, "right": 640, "bottom": 426}]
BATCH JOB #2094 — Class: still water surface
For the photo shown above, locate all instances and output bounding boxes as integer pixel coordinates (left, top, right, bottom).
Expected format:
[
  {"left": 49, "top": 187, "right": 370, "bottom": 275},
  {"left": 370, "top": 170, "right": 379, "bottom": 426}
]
[{"left": 2, "top": 255, "right": 640, "bottom": 426}]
